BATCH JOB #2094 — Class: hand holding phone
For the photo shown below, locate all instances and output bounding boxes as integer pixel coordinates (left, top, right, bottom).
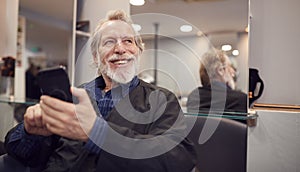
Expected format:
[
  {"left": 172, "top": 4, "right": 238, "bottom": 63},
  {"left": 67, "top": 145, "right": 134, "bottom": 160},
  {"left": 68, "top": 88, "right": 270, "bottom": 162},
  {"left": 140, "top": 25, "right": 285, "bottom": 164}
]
[{"left": 37, "top": 66, "right": 73, "bottom": 102}]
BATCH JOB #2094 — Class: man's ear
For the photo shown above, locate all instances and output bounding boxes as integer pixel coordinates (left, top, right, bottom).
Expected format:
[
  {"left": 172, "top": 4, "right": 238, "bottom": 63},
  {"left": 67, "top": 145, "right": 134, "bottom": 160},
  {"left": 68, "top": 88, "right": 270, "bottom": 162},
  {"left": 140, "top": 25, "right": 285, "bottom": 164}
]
[{"left": 93, "top": 55, "right": 99, "bottom": 65}]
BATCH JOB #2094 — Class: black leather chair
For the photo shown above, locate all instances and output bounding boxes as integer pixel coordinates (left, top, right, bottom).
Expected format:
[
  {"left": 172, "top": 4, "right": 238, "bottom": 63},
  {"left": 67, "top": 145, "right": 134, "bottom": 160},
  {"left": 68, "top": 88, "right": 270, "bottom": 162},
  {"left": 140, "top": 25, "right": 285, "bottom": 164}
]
[
  {"left": 0, "top": 116, "right": 247, "bottom": 172},
  {"left": 0, "top": 141, "right": 6, "bottom": 156},
  {"left": 185, "top": 115, "right": 247, "bottom": 172},
  {"left": 0, "top": 153, "right": 31, "bottom": 172}
]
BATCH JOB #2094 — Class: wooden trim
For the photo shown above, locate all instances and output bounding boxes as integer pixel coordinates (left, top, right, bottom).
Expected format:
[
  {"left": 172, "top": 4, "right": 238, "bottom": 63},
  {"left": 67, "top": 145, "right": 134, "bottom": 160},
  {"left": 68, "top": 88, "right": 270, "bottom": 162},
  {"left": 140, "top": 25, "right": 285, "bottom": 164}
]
[{"left": 253, "top": 103, "right": 300, "bottom": 112}]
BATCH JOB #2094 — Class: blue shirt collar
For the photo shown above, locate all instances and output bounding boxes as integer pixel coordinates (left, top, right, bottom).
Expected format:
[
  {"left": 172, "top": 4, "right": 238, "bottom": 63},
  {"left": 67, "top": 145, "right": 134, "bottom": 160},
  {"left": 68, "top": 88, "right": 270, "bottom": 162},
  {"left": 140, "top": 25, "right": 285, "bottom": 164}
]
[{"left": 85, "top": 76, "right": 140, "bottom": 99}]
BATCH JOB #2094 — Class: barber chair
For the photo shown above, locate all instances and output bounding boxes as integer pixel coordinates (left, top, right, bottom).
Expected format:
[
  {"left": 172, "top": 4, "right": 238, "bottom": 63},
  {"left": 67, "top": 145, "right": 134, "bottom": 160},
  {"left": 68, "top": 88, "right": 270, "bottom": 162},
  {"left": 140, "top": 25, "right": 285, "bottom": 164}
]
[
  {"left": 0, "top": 153, "right": 31, "bottom": 172},
  {"left": 1, "top": 115, "right": 247, "bottom": 172},
  {"left": 185, "top": 115, "right": 247, "bottom": 172}
]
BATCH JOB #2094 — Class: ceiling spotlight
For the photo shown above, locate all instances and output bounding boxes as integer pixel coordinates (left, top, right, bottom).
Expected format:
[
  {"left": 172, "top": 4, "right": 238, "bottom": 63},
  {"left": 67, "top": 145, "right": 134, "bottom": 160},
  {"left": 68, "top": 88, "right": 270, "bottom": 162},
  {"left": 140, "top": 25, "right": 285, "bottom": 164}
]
[
  {"left": 180, "top": 25, "right": 193, "bottom": 32},
  {"left": 130, "top": 0, "right": 145, "bottom": 6},
  {"left": 232, "top": 49, "right": 239, "bottom": 56},
  {"left": 132, "top": 24, "right": 142, "bottom": 32},
  {"left": 221, "top": 44, "right": 232, "bottom": 51}
]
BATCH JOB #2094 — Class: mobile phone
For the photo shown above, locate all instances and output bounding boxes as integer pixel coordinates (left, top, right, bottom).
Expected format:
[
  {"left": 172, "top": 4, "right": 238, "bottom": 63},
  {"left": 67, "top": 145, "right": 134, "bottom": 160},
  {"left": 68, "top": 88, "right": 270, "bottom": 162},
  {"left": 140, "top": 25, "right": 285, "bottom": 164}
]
[{"left": 37, "top": 66, "right": 73, "bottom": 102}]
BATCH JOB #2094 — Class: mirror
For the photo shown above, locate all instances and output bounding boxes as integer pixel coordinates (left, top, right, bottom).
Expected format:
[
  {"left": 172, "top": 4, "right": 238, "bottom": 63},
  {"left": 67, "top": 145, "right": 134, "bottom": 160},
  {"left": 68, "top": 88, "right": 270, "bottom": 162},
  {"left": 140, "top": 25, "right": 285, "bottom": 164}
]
[
  {"left": 18, "top": 0, "right": 74, "bottom": 100},
  {"left": 130, "top": 0, "right": 248, "bottom": 113}
]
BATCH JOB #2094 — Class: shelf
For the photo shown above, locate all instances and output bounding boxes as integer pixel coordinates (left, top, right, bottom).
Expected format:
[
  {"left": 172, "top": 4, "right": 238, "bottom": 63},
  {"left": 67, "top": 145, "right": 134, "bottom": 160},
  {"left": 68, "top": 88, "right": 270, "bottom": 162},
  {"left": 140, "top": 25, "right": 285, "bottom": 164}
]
[
  {"left": 253, "top": 103, "right": 300, "bottom": 112},
  {"left": 184, "top": 110, "right": 259, "bottom": 126},
  {"left": 0, "top": 95, "right": 38, "bottom": 105},
  {"left": 184, "top": 112, "right": 251, "bottom": 120}
]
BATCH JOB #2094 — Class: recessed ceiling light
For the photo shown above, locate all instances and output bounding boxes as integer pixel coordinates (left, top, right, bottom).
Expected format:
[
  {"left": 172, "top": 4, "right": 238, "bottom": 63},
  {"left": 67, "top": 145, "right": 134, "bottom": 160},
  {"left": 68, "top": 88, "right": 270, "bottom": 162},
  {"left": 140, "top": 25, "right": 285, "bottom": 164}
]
[
  {"left": 232, "top": 49, "right": 239, "bottom": 56},
  {"left": 130, "top": 0, "right": 145, "bottom": 6},
  {"left": 132, "top": 24, "right": 142, "bottom": 32},
  {"left": 221, "top": 44, "right": 232, "bottom": 51},
  {"left": 180, "top": 25, "right": 193, "bottom": 32}
]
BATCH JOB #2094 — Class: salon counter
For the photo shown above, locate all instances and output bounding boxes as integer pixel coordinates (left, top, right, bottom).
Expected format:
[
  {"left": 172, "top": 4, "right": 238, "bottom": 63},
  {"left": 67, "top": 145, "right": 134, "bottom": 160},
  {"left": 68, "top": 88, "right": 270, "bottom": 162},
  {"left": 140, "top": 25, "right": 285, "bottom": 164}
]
[{"left": 247, "top": 106, "right": 300, "bottom": 172}]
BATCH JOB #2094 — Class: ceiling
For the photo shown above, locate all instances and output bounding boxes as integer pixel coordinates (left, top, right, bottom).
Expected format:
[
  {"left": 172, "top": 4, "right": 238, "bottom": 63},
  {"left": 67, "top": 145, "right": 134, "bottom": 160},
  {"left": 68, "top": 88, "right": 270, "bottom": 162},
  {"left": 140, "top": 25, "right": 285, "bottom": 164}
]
[
  {"left": 19, "top": 0, "right": 248, "bottom": 55},
  {"left": 19, "top": 0, "right": 248, "bottom": 34},
  {"left": 130, "top": 0, "right": 249, "bottom": 48},
  {"left": 19, "top": 0, "right": 248, "bottom": 33}
]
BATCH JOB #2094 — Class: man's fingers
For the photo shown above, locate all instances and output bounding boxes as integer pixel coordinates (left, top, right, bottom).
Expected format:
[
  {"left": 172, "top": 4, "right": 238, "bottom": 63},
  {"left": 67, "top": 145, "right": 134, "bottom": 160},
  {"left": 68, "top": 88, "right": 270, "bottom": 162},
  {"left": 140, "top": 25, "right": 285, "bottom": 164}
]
[
  {"left": 32, "top": 105, "right": 43, "bottom": 127},
  {"left": 25, "top": 105, "right": 38, "bottom": 126},
  {"left": 40, "top": 95, "right": 74, "bottom": 115},
  {"left": 25, "top": 112, "right": 35, "bottom": 126}
]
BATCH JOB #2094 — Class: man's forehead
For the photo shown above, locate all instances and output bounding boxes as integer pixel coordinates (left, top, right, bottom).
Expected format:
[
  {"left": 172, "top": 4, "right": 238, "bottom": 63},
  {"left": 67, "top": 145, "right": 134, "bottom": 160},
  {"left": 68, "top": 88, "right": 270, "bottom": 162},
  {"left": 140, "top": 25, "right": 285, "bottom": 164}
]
[{"left": 100, "top": 20, "right": 134, "bottom": 35}]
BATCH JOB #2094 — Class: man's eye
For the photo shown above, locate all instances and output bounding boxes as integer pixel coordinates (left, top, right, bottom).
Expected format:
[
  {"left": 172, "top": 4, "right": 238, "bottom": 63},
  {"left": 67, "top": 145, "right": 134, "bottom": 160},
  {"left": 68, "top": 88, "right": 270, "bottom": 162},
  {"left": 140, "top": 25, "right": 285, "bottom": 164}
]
[
  {"left": 103, "top": 40, "right": 115, "bottom": 46},
  {"left": 124, "top": 39, "right": 133, "bottom": 44}
]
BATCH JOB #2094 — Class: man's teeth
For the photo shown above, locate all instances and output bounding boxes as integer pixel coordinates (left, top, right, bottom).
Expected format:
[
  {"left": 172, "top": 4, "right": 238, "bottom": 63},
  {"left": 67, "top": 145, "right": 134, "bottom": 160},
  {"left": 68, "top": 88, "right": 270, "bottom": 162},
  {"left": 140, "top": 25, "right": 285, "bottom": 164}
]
[{"left": 112, "top": 60, "right": 128, "bottom": 65}]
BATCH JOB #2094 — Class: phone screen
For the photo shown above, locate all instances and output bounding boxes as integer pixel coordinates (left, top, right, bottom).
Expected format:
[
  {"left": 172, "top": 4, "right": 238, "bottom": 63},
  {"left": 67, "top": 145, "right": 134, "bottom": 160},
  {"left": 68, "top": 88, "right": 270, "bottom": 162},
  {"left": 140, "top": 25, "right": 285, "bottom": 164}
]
[{"left": 37, "top": 66, "right": 73, "bottom": 102}]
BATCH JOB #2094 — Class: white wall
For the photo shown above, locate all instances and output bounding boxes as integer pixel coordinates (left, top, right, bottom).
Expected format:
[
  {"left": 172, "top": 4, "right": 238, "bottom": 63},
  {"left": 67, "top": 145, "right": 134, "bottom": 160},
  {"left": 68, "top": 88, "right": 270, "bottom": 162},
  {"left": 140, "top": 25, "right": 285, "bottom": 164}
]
[
  {"left": 0, "top": 0, "right": 24, "bottom": 100},
  {"left": 0, "top": 0, "right": 18, "bottom": 61},
  {"left": 140, "top": 36, "right": 208, "bottom": 96},
  {"left": 0, "top": 0, "right": 19, "bottom": 141},
  {"left": 0, "top": 0, "right": 6, "bottom": 56},
  {"left": 247, "top": 110, "right": 300, "bottom": 172},
  {"left": 4, "top": 0, "right": 18, "bottom": 57},
  {"left": 249, "top": 0, "right": 300, "bottom": 105},
  {"left": 235, "top": 33, "right": 249, "bottom": 93},
  {"left": 140, "top": 34, "right": 249, "bottom": 97},
  {"left": 0, "top": 104, "right": 15, "bottom": 141},
  {"left": 74, "top": 0, "right": 130, "bottom": 86},
  {"left": 248, "top": 1, "right": 300, "bottom": 170}
]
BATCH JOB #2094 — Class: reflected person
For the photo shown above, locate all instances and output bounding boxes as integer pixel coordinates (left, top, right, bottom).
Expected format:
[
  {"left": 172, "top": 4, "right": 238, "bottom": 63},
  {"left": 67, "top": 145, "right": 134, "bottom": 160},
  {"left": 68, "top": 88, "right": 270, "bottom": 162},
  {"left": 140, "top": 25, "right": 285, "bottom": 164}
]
[
  {"left": 3, "top": 10, "right": 197, "bottom": 172},
  {"left": 187, "top": 49, "right": 247, "bottom": 116}
]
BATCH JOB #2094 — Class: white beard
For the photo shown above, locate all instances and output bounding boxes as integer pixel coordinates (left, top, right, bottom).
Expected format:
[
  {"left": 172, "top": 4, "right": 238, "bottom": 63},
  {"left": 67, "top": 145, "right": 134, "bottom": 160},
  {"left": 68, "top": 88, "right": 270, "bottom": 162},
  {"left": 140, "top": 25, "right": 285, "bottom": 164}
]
[
  {"left": 227, "top": 77, "right": 236, "bottom": 90},
  {"left": 224, "top": 72, "right": 236, "bottom": 90},
  {"left": 98, "top": 54, "right": 139, "bottom": 84}
]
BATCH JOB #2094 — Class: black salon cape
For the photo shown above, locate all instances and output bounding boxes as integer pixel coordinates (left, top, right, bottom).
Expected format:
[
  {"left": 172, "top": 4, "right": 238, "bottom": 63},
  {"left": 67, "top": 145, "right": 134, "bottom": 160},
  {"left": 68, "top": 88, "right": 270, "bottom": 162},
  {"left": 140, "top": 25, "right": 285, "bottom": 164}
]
[{"left": 5, "top": 79, "right": 197, "bottom": 172}]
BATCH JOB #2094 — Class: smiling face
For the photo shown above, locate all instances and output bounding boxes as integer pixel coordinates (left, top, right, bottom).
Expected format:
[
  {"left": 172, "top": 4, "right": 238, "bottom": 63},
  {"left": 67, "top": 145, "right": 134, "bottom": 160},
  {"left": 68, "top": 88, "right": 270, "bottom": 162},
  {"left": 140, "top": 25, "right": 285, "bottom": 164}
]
[{"left": 95, "top": 20, "right": 140, "bottom": 84}]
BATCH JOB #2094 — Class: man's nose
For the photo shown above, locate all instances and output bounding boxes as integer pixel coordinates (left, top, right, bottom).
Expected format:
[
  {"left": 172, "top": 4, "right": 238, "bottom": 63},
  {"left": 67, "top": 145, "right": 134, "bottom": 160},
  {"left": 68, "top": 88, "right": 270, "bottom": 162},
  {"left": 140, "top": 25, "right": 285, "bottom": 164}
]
[
  {"left": 229, "top": 67, "right": 236, "bottom": 77},
  {"left": 114, "top": 41, "right": 126, "bottom": 55}
]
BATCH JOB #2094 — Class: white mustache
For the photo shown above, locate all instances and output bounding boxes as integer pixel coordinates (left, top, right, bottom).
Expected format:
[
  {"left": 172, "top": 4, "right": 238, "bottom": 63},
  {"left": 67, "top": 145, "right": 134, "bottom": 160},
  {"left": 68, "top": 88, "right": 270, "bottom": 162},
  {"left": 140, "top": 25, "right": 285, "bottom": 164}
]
[{"left": 108, "top": 54, "right": 135, "bottom": 62}]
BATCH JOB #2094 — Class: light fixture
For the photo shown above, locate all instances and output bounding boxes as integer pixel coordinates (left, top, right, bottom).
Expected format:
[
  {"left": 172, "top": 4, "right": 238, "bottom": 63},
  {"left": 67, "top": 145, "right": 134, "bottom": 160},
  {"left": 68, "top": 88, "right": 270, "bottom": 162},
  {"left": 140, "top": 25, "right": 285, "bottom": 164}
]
[
  {"left": 130, "top": 0, "right": 145, "bottom": 6},
  {"left": 221, "top": 44, "right": 232, "bottom": 51},
  {"left": 132, "top": 24, "right": 142, "bottom": 32},
  {"left": 232, "top": 49, "right": 239, "bottom": 56},
  {"left": 197, "top": 31, "right": 204, "bottom": 36},
  {"left": 245, "top": 26, "right": 249, "bottom": 33},
  {"left": 180, "top": 25, "right": 193, "bottom": 32}
]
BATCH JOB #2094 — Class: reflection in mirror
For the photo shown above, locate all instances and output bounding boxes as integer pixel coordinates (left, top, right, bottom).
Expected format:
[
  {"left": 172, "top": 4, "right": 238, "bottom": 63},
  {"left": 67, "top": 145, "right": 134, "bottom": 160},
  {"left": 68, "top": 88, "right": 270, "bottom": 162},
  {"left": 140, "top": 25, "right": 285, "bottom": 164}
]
[
  {"left": 18, "top": 0, "right": 74, "bottom": 100},
  {"left": 130, "top": 0, "right": 248, "bottom": 114}
]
